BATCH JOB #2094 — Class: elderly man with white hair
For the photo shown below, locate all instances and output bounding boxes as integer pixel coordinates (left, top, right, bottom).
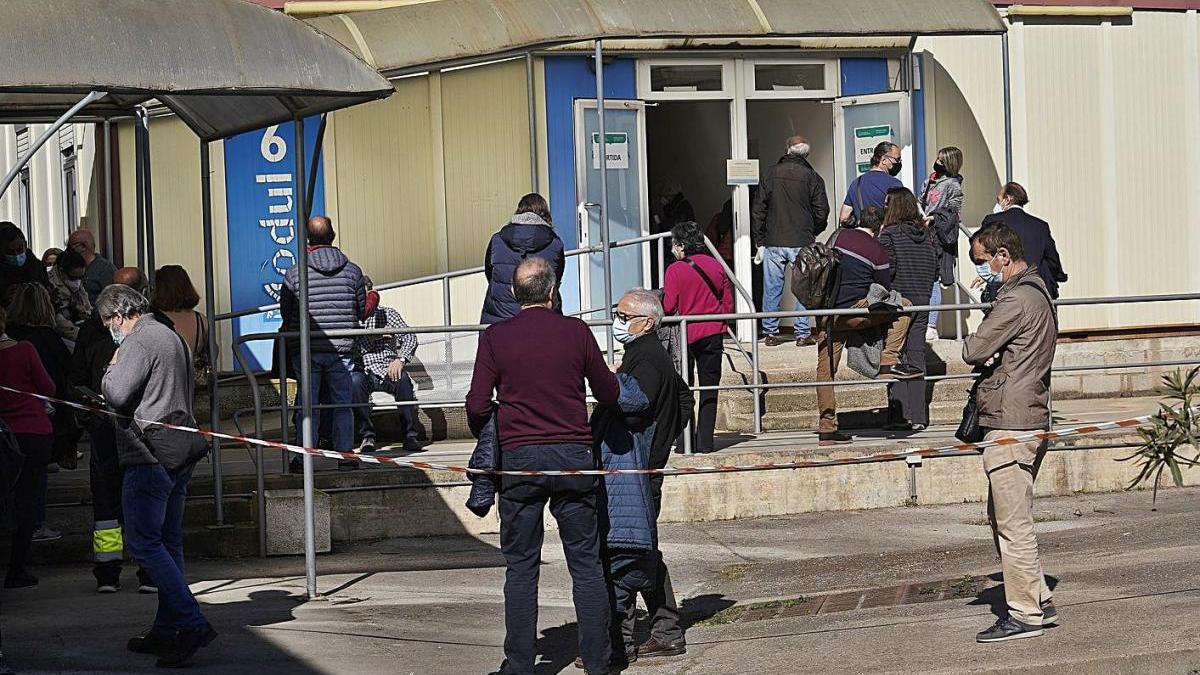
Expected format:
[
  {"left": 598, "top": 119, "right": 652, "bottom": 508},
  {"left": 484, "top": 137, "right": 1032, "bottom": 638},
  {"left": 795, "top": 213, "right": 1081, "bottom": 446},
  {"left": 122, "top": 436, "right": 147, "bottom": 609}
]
[
  {"left": 751, "top": 134, "right": 831, "bottom": 347},
  {"left": 612, "top": 287, "right": 695, "bottom": 661}
]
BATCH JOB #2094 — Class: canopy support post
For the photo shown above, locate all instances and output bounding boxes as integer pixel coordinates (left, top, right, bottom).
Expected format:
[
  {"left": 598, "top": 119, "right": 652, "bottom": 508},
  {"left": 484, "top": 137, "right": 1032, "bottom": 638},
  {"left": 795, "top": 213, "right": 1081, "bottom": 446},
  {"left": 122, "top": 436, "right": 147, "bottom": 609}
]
[
  {"left": 595, "top": 40, "right": 614, "bottom": 362},
  {"left": 103, "top": 120, "right": 114, "bottom": 260},
  {"left": 199, "top": 141, "right": 224, "bottom": 527},
  {"left": 135, "top": 111, "right": 146, "bottom": 274},
  {"left": 1002, "top": 31, "right": 1014, "bottom": 183},
  {"left": 140, "top": 110, "right": 157, "bottom": 284},
  {"left": 0, "top": 90, "right": 106, "bottom": 200},
  {"left": 293, "top": 117, "right": 319, "bottom": 600},
  {"left": 526, "top": 52, "right": 538, "bottom": 190}
]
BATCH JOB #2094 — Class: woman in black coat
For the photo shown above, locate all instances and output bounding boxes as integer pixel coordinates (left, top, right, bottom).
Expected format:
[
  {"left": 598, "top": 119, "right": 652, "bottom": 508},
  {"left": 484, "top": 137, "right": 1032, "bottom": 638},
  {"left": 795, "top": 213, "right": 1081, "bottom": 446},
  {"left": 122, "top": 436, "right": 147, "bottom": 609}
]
[
  {"left": 480, "top": 193, "right": 566, "bottom": 324},
  {"left": 878, "top": 188, "right": 940, "bottom": 431}
]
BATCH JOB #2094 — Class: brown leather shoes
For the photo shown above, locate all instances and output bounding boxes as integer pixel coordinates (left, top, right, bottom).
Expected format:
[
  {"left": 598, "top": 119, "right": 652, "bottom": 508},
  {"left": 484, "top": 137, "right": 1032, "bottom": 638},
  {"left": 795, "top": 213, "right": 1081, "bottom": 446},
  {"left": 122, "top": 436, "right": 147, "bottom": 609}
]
[{"left": 637, "top": 638, "right": 687, "bottom": 658}]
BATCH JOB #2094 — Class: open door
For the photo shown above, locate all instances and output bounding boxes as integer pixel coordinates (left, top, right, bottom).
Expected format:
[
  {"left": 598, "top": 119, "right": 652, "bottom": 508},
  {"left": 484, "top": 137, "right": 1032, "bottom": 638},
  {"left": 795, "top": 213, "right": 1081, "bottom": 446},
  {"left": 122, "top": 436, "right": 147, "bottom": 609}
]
[
  {"left": 833, "top": 92, "right": 913, "bottom": 202},
  {"left": 574, "top": 99, "right": 650, "bottom": 316}
]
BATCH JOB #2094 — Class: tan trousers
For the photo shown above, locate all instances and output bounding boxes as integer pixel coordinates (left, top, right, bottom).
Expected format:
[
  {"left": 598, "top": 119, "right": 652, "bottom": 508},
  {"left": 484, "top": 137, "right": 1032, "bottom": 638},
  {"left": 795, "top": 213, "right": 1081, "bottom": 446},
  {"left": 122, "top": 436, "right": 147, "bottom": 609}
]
[
  {"left": 815, "top": 299, "right": 913, "bottom": 433},
  {"left": 983, "top": 430, "right": 1053, "bottom": 626}
]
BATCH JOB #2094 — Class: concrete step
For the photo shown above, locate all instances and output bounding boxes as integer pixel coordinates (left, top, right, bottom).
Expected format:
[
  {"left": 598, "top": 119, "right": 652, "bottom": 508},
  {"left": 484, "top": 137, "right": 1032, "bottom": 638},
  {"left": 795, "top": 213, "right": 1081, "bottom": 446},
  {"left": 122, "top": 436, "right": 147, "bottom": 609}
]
[{"left": 722, "top": 401, "right": 971, "bottom": 433}]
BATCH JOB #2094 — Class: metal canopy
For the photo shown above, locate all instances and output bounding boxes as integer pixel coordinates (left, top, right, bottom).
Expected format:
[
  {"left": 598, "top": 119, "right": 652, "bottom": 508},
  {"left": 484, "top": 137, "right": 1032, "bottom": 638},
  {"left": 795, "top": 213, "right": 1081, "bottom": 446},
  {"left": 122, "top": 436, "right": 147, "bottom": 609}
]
[
  {"left": 0, "top": 0, "right": 393, "bottom": 140},
  {"left": 309, "top": 0, "right": 1006, "bottom": 75}
]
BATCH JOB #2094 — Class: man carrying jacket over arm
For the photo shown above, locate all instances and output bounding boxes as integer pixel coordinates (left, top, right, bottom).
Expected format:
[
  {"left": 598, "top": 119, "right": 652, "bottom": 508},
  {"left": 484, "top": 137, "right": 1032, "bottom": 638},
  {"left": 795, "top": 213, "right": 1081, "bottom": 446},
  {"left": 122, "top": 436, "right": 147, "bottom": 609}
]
[
  {"left": 962, "top": 223, "right": 1058, "bottom": 644},
  {"left": 466, "top": 257, "right": 619, "bottom": 675}
]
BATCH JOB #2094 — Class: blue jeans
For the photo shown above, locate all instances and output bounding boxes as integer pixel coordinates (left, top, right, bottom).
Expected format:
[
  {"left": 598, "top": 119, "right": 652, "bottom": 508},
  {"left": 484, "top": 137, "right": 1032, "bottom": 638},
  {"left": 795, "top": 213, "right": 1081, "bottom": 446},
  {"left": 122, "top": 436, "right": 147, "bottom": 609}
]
[
  {"left": 762, "top": 246, "right": 811, "bottom": 338},
  {"left": 123, "top": 463, "right": 208, "bottom": 636},
  {"left": 929, "top": 282, "right": 942, "bottom": 333},
  {"left": 294, "top": 352, "right": 356, "bottom": 452}
]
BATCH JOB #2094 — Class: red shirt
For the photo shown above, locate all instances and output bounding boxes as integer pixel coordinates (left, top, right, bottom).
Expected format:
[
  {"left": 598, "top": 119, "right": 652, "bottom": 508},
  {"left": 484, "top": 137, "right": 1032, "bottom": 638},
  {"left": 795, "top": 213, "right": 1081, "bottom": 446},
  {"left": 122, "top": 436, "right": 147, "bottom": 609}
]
[
  {"left": 0, "top": 340, "right": 55, "bottom": 435},
  {"left": 663, "top": 254, "right": 734, "bottom": 344},
  {"left": 466, "top": 307, "right": 619, "bottom": 451}
]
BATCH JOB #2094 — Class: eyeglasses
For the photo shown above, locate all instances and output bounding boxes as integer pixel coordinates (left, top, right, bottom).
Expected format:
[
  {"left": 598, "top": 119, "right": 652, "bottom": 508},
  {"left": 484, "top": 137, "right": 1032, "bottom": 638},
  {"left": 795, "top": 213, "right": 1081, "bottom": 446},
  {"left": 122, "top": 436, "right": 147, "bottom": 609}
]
[{"left": 614, "top": 310, "right": 647, "bottom": 323}]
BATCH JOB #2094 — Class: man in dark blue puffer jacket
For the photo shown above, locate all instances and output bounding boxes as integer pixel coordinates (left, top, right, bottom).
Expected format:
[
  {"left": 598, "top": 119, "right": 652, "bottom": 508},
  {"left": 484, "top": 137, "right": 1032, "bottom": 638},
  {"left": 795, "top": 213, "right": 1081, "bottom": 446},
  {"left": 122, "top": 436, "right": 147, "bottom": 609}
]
[{"left": 280, "top": 216, "right": 366, "bottom": 461}]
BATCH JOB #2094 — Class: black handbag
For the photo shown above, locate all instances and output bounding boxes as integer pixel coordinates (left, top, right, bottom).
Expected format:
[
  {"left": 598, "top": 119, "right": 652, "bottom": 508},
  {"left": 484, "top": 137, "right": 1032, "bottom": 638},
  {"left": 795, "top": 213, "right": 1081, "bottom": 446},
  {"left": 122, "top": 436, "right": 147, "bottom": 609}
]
[{"left": 956, "top": 376, "right": 985, "bottom": 444}]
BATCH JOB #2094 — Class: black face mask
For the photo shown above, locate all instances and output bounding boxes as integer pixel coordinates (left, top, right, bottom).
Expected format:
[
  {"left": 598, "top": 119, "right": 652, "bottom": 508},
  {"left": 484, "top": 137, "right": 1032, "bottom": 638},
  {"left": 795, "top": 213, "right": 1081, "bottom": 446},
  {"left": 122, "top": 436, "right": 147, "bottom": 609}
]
[
  {"left": 888, "top": 160, "right": 903, "bottom": 177},
  {"left": 933, "top": 161, "right": 946, "bottom": 174}
]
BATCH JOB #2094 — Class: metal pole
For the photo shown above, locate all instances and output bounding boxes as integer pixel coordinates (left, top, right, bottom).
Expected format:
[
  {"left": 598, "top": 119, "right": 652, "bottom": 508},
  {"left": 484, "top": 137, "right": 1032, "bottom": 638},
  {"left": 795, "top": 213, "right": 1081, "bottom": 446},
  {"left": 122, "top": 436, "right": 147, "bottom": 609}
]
[
  {"left": 657, "top": 237, "right": 666, "bottom": 288},
  {"left": 279, "top": 339, "right": 290, "bottom": 472},
  {"left": 306, "top": 114, "right": 328, "bottom": 218},
  {"left": 134, "top": 112, "right": 145, "bottom": 274},
  {"left": 680, "top": 318, "right": 692, "bottom": 455},
  {"left": 199, "top": 141, "right": 224, "bottom": 526},
  {"left": 526, "top": 52, "right": 538, "bottom": 191},
  {"left": 953, "top": 259, "right": 963, "bottom": 341},
  {"left": 102, "top": 120, "right": 114, "bottom": 260},
  {"left": 141, "top": 110, "right": 156, "bottom": 283},
  {"left": 594, "top": 39, "right": 615, "bottom": 362},
  {"left": 294, "top": 117, "right": 319, "bottom": 599},
  {"left": 0, "top": 90, "right": 106, "bottom": 199},
  {"left": 1002, "top": 32, "right": 1014, "bottom": 183},
  {"left": 442, "top": 276, "right": 453, "bottom": 393}
]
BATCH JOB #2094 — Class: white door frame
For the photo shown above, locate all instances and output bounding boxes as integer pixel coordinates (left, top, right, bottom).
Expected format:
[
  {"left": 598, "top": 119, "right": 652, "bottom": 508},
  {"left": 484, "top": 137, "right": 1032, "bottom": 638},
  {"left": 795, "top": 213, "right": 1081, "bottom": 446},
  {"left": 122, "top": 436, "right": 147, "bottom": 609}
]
[
  {"left": 573, "top": 99, "right": 650, "bottom": 313},
  {"left": 832, "top": 91, "right": 914, "bottom": 202}
]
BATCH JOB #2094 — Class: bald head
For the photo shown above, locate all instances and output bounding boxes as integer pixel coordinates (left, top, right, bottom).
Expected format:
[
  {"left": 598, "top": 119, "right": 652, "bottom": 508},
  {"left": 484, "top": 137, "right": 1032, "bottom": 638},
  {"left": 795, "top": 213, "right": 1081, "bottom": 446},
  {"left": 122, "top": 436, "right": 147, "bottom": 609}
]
[
  {"left": 307, "top": 216, "right": 335, "bottom": 246},
  {"left": 512, "top": 257, "right": 555, "bottom": 308},
  {"left": 112, "top": 266, "right": 147, "bottom": 292},
  {"left": 786, "top": 135, "right": 810, "bottom": 157}
]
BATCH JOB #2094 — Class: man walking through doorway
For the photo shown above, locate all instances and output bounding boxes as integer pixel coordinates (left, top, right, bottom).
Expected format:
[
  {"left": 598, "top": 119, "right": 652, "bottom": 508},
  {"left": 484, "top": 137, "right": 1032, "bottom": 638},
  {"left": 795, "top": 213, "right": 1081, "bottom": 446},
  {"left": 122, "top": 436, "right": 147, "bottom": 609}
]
[{"left": 752, "top": 135, "right": 830, "bottom": 347}]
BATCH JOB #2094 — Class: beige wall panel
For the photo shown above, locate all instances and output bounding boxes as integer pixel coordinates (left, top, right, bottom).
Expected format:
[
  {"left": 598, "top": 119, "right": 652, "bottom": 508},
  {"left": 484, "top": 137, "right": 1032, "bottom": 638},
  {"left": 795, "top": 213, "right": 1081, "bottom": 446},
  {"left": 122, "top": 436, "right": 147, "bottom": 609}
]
[
  {"left": 1021, "top": 22, "right": 1109, "bottom": 330},
  {"left": 441, "top": 60, "right": 533, "bottom": 271},
  {"left": 325, "top": 78, "right": 439, "bottom": 284},
  {"left": 1109, "top": 12, "right": 1200, "bottom": 328}
]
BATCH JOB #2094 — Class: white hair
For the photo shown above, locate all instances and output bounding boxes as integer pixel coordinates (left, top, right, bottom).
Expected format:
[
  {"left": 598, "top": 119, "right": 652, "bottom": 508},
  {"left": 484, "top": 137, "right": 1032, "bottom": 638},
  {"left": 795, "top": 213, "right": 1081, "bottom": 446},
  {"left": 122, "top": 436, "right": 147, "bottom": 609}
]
[
  {"left": 622, "top": 288, "right": 663, "bottom": 329},
  {"left": 788, "top": 142, "right": 811, "bottom": 157}
]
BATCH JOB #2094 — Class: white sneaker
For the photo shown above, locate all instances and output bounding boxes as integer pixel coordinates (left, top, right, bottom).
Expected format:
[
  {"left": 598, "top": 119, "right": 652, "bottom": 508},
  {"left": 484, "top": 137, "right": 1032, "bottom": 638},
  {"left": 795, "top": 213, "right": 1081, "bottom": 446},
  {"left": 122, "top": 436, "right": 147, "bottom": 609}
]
[
  {"left": 32, "top": 526, "right": 62, "bottom": 542},
  {"left": 925, "top": 327, "right": 939, "bottom": 342}
]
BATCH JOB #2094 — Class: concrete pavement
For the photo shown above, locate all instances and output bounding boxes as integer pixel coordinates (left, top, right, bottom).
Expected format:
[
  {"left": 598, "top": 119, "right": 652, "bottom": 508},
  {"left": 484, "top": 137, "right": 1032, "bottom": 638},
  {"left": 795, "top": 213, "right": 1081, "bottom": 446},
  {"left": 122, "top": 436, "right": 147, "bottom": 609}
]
[{"left": 5, "top": 486, "right": 1199, "bottom": 674}]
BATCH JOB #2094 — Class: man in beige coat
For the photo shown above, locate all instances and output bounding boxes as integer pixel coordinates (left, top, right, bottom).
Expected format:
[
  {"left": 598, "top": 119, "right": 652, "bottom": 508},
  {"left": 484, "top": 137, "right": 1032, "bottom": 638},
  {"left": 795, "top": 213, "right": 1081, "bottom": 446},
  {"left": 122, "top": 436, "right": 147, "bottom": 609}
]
[{"left": 963, "top": 222, "right": 1058, "bottom": 643}]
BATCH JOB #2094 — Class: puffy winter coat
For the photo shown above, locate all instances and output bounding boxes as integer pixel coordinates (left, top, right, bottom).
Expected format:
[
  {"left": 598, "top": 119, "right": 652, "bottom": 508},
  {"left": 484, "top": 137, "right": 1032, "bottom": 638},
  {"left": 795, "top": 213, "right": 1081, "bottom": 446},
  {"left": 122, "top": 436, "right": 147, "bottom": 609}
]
[
  {"left": 280, "top": 246, "right": 365, "bottom": 354},
  {"left": 480, "top": 213, "right": 565, "bottom": 324},
  {"left": 466, "top": 415, "right": 499, "bottom": 517},
  {"left": 594, "top": 373, "right": 655, "bottom": 552}
]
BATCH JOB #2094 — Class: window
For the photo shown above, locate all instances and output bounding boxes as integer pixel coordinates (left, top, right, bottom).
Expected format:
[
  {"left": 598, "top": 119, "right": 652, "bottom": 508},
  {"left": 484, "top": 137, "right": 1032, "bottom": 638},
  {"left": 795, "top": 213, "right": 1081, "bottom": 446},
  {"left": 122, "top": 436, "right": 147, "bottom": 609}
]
[
  {"left": 14, "top": 126, "right": 31, "bottom": 235},
  {"left": 638, "top": 59, "right": 733, "bottom": 99},
  {"left": 60, "top": 126, "right": 78, "bottom": 236},
  {"left": 743, "top": 60, "right": 838, "bottom": 99}
]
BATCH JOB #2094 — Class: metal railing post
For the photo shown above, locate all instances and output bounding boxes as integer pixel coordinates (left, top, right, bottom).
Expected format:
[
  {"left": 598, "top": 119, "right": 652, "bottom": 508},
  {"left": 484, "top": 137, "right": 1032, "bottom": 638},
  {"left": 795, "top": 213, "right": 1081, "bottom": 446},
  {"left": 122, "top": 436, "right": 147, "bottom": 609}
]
[
  {"left": 442, "top": 276, "right": 453, "bottom": 393},
  {"left": 751, "top": 322, "right": 763, "bottom": 434},
  {"left": 293, "top": 117, "right": 319, "bottom": 600},
  {"left": 279, "top": 340, "right": 290, "bottom": 472},
  {"left": 657, "top": 237, "right": 666, "bottom": 288},
  {"left": 199, "top": 140, "right": 223, "bottom": 526},
  {"left": 680, "top": 318, "right": 692, "bottom": 455}
]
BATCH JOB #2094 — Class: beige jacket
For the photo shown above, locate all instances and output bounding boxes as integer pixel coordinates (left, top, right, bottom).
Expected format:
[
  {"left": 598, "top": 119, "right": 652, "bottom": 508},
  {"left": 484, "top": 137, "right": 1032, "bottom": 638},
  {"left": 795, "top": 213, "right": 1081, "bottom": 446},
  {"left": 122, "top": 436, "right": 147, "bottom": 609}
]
[{"left": 962, "top": 267, "right": 1057, "bottom": 431}]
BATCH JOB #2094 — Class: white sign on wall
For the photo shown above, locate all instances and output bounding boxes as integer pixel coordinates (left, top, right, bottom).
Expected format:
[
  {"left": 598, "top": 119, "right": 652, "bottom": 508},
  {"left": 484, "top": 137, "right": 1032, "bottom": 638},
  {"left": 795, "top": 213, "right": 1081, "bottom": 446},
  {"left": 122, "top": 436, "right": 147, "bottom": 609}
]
[
  {"left": 726, "top": 159, "right": 760, "bottom": 185},
  {"left": 853, "top": 124, "right": 893, "bottom": 175},
  {"left": 591, "top": 132, "right": 629, "bottom": 170}
]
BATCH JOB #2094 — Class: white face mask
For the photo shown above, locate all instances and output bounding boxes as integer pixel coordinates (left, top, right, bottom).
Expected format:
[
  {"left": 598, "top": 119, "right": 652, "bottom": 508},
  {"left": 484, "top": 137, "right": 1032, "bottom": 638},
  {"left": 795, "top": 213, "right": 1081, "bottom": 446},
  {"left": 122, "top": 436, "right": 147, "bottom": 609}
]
[{"left": 65, "top": 278, "right": 82, "bottom": 291}]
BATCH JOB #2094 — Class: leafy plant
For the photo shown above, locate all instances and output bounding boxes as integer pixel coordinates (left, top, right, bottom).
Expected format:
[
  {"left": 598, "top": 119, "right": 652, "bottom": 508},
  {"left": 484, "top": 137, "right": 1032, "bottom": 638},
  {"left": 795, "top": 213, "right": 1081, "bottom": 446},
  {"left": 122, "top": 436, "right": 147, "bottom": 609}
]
[{"left": 1121, "top": 367, "right": 1200, "bottom": 502}]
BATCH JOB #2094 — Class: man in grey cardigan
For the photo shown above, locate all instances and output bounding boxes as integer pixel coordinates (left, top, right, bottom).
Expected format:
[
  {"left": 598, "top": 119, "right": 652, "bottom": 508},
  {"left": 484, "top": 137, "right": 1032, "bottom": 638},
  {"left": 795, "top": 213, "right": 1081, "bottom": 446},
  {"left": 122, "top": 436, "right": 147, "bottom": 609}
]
[{"left": 100, "top": 284, "right": 216, "bottom": 667}]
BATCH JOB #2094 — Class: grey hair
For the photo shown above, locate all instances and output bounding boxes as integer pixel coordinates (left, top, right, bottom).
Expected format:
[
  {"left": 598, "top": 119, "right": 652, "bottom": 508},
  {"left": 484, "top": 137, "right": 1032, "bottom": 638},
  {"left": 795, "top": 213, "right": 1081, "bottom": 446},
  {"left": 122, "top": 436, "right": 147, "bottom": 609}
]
[
  {"left": 622, "top": 288, "right": 663, "bottom": 328},
  {"left": 96, "top": 284, "right": 152, "bottom": 322}
]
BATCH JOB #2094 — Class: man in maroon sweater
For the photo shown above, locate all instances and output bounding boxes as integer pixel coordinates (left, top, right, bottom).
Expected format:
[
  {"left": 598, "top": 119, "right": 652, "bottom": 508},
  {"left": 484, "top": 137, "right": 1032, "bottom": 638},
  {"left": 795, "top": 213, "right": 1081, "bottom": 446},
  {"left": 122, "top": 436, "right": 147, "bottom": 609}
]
[{"left": 466, "top": 257, "right": 619, "bottom": 675}]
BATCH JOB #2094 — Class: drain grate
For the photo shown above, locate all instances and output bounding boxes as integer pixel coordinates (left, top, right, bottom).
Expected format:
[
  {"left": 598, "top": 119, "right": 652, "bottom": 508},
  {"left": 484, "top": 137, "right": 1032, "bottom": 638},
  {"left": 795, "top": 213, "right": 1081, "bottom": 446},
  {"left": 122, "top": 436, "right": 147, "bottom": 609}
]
[{"left": 694, "top": 575, "right": 987, "bottom": 627}]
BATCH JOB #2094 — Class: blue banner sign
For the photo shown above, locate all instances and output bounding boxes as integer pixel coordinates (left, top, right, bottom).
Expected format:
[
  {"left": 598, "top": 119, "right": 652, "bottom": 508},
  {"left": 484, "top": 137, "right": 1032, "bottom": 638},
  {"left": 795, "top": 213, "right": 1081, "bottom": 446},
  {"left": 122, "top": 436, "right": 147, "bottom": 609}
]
[{"left": 223, "top": 119, "right": 325, "bottom": 370}]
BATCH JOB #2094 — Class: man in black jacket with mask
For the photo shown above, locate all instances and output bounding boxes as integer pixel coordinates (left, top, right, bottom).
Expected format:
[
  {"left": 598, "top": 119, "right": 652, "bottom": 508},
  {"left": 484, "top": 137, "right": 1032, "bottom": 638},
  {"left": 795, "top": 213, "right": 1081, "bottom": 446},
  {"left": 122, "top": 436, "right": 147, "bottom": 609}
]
[{"left": 612, "top": 288, "right": 694, "bottom": 660}]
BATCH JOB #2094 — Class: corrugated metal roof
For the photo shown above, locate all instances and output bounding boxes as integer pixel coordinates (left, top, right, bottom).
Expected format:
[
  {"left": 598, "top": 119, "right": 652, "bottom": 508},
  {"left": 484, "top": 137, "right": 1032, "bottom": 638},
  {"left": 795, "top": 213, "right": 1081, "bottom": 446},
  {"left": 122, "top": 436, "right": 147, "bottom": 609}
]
[
  {"left": 0, "top": 0, "right": 393, "bottom": 140},
  {"left": 309, "top": 0, "right": 1006, "bottom": 75}
]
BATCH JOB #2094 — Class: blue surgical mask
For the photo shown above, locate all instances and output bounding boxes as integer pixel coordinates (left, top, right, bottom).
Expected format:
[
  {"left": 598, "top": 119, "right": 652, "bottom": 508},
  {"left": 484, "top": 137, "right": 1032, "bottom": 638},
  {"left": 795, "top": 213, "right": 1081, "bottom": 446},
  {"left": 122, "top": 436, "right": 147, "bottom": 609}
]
[
  {"left": 109, "top": 324, "right": 126, "bottom": 346},
  {"left": 3, "top": 252, "right": 26, "bottom": 267},
  {"left": 975, "top": 261, "right": 1003, "bottom": 285},
  {"left": 613, "top": 316, "right": 636, "bottom": 344}
]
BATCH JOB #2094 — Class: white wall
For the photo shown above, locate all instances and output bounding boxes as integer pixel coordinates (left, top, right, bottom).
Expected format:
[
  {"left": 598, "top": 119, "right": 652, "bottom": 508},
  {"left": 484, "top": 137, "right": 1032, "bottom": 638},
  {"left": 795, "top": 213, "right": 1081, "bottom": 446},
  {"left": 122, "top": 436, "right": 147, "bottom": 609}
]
[{"left": 0, "top": 123, "right": 96, "bottom": 257}]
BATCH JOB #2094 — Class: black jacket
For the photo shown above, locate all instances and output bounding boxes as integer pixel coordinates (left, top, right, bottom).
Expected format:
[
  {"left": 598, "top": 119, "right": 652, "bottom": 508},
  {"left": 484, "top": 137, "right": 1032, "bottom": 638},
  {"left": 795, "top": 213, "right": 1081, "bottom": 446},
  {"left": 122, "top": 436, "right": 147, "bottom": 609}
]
[
  {"left": 0, "top": 255, "right": 48, "bottom": 303},
  {"left": 480, "top": 213, "right": 565, "bottom": 324},
  {"left": 981, "top": 207, "right": 1068, "bottom": 299},
  {"left": 280, "top": 245, "right": 366, "bottom": 354},
  {"left": 617, "top": 332, "right": 693, "bottom": 470},
  {"left": 878, "top": 221, "right": 941, "bottom": 306},
  {"left": 751, "top": 154, "right": 831, "bottom": 248}
]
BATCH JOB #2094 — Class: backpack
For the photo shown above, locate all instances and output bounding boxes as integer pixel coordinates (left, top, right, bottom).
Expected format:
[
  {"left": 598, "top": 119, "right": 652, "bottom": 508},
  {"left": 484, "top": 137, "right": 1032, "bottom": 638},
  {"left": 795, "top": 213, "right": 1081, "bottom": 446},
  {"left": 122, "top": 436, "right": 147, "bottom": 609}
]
[{"left": 790, "top": 229, "right": 843, "bottom": 310}]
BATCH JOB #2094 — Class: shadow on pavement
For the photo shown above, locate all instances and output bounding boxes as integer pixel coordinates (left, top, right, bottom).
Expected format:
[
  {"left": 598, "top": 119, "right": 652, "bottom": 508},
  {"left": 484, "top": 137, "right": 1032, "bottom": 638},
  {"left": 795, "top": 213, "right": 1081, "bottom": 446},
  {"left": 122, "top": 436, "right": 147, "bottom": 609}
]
[{"left": 970, "top": 573, "right": 1060, "bottom": 620}]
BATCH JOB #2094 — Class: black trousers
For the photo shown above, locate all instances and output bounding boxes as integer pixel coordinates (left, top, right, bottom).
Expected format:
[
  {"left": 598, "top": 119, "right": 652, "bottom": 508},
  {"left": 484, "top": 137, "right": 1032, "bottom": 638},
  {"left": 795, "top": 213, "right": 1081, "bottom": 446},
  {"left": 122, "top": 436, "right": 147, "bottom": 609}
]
[
  {"left": 687, "top": 334, "right": 724, "bottom": 453},
  {"left": 607, "top": 551, "right": 655, "bottom": 656},
  {"left": 499, "top": 444, "right": 610, "bottom": 675},
  {"left": 887, "top": 312, "right": 931, "bottom": 426},
  {"left": 9, "top": 433, "right": 50, "bottom": 577},
  {"left": 88, "top": 421, "right": 124, "bottom": 583},
  {"left": 353, "top": 370, "right": 419, "bottom": 445},
  {"left": 639, "top": 474, "right": 684, "bottom": 644}
]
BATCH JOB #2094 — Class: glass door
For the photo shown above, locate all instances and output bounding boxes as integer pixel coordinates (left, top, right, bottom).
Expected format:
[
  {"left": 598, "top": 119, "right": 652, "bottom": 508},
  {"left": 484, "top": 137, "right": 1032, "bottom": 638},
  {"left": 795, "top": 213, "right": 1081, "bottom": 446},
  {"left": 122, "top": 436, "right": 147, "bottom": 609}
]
[
  {"left": 574, "top": 100, "right": 649, "bottom": 316},
  {"left": 833, "top": 92, "right": 913, "bottom": 201}
]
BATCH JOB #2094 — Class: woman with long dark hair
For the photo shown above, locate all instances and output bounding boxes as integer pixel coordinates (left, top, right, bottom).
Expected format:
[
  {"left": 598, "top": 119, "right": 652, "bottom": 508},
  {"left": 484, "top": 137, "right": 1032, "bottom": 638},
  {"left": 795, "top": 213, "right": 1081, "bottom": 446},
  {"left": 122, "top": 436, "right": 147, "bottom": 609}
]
[{"left": 879, "top": 188, "right": 940, "bottom": 431}]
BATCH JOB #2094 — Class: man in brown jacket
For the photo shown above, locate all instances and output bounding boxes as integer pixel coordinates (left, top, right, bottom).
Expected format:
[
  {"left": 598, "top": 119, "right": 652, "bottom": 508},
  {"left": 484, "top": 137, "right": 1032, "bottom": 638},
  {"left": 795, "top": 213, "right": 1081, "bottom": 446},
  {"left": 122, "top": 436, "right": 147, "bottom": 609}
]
[{"left": 963, "top": 222, "right": 1058, "bottom": 644}]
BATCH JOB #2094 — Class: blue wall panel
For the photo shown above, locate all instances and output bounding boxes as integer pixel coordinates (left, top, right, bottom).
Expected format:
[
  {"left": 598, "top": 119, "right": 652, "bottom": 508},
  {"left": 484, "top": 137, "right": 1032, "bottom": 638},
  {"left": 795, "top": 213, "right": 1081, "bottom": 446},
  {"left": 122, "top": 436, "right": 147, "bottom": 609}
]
[
  {"left": 840, "top": 58, "right": 889, "bottom": 96},
  {"left": 543, "top": 56, "right": 636, "bottom": 313}
]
